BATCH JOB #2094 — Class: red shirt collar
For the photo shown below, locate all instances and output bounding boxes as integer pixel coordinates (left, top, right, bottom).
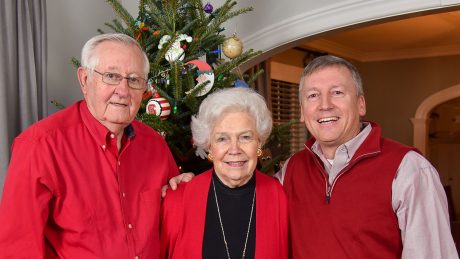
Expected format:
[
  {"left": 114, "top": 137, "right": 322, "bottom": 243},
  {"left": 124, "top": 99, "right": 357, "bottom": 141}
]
[{"left": 79, "top": 100, "right": 135, "bottom": 150}]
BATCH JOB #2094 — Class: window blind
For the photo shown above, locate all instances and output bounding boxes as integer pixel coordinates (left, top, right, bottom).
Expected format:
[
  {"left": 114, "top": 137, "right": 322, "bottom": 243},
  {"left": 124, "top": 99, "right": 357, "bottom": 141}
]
[{"left": 270, "top": 79, "right": 308, "bottom": 154}]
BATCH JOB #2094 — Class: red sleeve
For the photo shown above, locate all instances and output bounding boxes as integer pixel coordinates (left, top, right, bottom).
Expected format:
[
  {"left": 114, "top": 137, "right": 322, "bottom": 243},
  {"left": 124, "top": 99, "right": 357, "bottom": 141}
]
[
  {"left": 165, "top": 143, "right": 179, "bottom": 181},
  {"left": 0, "top": 137, "right": 55, "bottom": 258},
  {"left": 160, "top": 186, "right": 185, "bottom": 259},
  {"left": 255, "top": 172, "right": 289, "bottom": 259},
  {"left": 277, "top": 182, "right": 289, "bottom": 259}
]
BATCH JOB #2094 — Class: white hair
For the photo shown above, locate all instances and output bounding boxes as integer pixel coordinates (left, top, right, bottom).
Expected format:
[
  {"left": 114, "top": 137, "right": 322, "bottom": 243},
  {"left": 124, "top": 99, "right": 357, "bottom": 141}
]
[
  {"left": 81, "top": 33, "right": 150, "bottom": 77},
  {"left": 191, "top": 87, "right": 273, "bottom": 151}
]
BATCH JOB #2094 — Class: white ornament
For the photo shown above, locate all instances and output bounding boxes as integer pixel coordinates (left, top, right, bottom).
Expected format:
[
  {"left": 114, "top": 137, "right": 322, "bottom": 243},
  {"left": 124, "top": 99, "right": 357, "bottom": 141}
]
[
  {"left": 158, "top": 34, "right": 192, "bottom": 62},
  {"left": 146, "top": 97, "right": 171, "bottom": 120},
  {"left": 185, "top": 60, "right": 214, "bottom": 96},
  {"left": 195, "top": 146, "right": 208, "bottom": 160}
]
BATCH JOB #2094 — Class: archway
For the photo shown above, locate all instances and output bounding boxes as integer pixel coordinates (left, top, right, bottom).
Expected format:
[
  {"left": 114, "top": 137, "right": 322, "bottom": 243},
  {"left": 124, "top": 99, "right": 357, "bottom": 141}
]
[{"left": 411, "top": 84, "right": 460, "bottom": 155}]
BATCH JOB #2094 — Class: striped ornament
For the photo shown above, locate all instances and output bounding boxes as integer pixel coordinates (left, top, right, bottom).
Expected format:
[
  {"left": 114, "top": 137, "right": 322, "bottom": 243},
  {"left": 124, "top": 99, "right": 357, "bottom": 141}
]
[{"left": 146, "top": 97, "right": 171, "bottom": 120}]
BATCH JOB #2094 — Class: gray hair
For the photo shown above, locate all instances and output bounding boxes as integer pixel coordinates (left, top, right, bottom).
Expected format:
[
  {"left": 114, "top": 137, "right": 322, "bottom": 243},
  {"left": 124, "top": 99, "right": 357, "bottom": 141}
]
[
  {"left": 81, "top": 33, "right": 150, "bottom": 77},
  {"left": 191, "top": 87, "right": 273, "bottom": 151},
  {"left": 299, "top": 55, "right": 364, "bottom": 101}
]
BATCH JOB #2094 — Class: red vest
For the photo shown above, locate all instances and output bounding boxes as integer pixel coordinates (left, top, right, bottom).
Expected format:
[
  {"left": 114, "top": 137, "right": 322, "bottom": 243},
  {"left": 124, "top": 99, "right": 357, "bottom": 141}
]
[{"left": 284, "top": 123, "right": 414, "bottom": 259}]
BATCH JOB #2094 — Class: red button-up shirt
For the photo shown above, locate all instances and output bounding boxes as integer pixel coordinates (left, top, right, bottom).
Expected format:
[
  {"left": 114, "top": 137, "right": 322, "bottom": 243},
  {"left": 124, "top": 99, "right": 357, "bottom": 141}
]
[{"left": 0, "top": 100, "right": 178, "bottom": 258}]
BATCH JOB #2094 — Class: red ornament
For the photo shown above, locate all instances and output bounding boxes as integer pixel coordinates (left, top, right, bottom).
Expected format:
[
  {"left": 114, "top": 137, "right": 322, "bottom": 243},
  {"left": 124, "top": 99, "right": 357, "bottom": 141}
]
[
  {"left": 142, "top": 80, "right": 155, "bottom": 100},
  {"left": 146, "top": 95, "right": 171, "bottom": 120}
]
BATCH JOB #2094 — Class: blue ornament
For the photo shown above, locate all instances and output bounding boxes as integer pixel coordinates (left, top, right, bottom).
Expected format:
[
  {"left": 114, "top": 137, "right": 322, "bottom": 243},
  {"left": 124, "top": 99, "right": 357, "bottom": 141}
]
[
  {"left": 234, "top": 79, "right": 249, "bottom": 88},
  {"left": 204, "top": 2, "right": 213, "bottom": 13}
]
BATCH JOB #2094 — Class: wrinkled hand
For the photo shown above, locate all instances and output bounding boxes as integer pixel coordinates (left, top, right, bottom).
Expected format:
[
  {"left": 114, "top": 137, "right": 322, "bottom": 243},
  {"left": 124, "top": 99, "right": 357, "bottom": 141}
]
[{"left": 161, "top": 172, "right": 195, "bottom": 198}]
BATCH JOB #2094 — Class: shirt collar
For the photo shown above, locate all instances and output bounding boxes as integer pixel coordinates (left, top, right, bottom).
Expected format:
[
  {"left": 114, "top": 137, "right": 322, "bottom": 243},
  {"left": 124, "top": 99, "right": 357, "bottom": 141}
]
[
  {"left": 79, "top": 100, "right": 136, "bottom": 148},
  {"left": 311, "top": 122, "right": 372, "bottom": 161}
]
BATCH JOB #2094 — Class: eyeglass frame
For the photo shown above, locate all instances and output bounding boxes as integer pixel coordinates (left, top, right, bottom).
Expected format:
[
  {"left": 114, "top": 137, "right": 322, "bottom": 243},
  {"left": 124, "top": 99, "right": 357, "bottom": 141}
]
[{"left": 91, "top": 69, "right": 147, "bottom": 90}]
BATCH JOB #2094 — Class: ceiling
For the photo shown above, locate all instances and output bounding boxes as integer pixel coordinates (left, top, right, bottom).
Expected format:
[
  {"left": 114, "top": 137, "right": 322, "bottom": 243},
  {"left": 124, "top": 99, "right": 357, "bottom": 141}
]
[{"left": 303, "top": 9, "right": 460, "bottom": 62}]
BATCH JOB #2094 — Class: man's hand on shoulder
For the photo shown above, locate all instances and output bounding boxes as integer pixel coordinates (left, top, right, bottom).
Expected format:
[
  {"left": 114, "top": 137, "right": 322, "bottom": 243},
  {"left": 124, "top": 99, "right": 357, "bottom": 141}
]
[{"left": 161, "top": 172, "right": 195, "bottom": 198}]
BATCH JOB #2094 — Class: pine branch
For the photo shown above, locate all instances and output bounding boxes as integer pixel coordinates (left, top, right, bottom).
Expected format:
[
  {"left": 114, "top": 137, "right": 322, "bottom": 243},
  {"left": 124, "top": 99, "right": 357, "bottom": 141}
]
[
  {"left": 137, "top": 113, "right": 179, "bottom": 138},
  {"left": 71, "top": 57, "right": 81, "bottom": 68},
  {"left": 103, "top": 21, "right": 122, "bottom": 34},
  {"left": 171, "top": 61, "right": 182, "bottom": 100},
  {"left": 106, "top": 0, "right": 135, "bottom": 28},
  {"left": 144, "top": 1, "right": 174, "bottom": 34},
  {"left": 246, "top": 69, "right": 264, "bottom": 85}
]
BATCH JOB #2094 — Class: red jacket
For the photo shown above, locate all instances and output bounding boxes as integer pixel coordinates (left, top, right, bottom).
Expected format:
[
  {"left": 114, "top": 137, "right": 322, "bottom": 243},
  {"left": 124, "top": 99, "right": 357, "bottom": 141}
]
[
  {"left": 284, "top": 122, "right": 414, "bottom": 259},
  {"left": 160, "top": 169, "right": 288, "bottom": 259}
]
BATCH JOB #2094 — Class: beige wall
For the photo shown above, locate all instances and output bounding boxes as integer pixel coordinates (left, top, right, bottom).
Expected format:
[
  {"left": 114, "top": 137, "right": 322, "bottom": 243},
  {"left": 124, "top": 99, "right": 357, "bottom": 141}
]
[
  {"left": 357, "top": 55, "right": 460, "bottom": 146},
  {"left": 47, "top": 0, "right": 116, "bottom": 114}
]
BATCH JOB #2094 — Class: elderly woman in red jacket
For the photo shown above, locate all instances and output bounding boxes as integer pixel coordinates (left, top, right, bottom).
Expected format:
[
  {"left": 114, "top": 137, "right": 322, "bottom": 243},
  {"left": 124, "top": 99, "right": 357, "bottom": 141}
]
[{"left": 160, "top": 87, "right": 288, "bottom": 259}]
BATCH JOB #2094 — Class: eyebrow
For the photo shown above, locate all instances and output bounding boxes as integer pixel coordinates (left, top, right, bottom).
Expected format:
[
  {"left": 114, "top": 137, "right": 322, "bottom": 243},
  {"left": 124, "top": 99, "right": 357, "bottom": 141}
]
[
  {"left": 214, "top": 130, "right": 254, "bottom": 135},
  {"left": 104, "top": 66, "right": 142, "bottom": 77}
]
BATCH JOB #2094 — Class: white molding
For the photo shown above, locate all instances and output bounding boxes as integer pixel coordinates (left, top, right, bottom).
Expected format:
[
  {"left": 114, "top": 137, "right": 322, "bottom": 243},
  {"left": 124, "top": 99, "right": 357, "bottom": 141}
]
[
  {"left": 411, "top": 84, "right": 460, "bottom": 155},
  {"left": 442, "top": 0, "right": 460, "bottom": 5},
  {"left": 414, "top": 84, "right": 460, "bottom": 119},
  {"left": 241, "top": 0, "right": 445, "bottom": 53},
  {"left": 305, "top": 39, "right": 460, "bottom": 62}
]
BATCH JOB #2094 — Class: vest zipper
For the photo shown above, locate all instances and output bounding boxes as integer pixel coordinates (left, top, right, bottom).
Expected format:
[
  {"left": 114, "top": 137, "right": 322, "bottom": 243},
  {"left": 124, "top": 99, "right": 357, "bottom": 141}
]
[{"left": 323, "top": 151, "right": 380, "bottom": 204}]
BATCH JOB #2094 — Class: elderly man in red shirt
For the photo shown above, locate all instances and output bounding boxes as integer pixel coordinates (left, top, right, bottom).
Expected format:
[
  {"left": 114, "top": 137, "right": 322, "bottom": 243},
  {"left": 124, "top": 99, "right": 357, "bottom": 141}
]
[{"left": 0, "top": 33, "right": 188, "bottom": 258}]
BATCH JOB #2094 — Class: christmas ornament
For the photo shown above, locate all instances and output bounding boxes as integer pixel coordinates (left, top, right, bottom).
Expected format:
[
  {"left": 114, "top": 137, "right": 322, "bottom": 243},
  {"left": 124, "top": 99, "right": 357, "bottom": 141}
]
[
  {"left": 223, "top": 34, "right": 243, "bottom": 59},
  {"left": 146, "top": 93, "right": 171, "bottom": 120},
  {"left": 203, "top": 2, "right": 213, "bottom": 13},
  {"left": 142, "top": 80, "right": 156, "bottom": 100},
  {"left": 195, "top": 146, "right": 208, "bottom": 159},
  {"left": 134, "top": 20, "right": 150, "bottom": 41},
  {"left": 185, "top": 60, "right": 214, "bottom": 96},
  {"left": 234, "top": 79, "right": 249, "bottom": 88},
  {"left": 158, "top": 34, "right": 192, "bottom": 62}
]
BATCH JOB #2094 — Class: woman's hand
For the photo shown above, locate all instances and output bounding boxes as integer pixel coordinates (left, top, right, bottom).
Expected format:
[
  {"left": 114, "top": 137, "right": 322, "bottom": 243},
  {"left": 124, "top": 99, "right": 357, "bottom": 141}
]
[{"left": 161, "top": 172, "right": 195, "bottom": 198}]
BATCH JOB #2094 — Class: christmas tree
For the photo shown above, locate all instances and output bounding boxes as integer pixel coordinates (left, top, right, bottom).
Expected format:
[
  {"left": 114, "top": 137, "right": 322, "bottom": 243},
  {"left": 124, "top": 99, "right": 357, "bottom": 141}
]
[{"left": 82, "top": 0, "right": 291, "bottom": 173}]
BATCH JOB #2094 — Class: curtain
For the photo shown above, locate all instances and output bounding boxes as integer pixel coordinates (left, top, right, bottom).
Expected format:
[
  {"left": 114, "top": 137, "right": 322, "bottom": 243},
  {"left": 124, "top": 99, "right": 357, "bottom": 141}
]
[{"left": 0, "top": 0, "right": 47, "bottom": 196}]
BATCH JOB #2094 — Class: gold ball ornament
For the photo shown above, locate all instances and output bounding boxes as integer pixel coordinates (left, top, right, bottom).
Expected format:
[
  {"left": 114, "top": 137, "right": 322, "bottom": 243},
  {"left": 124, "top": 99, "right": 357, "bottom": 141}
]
[{"left": 223, "top": 34, "right": 243, "bottom": 59}]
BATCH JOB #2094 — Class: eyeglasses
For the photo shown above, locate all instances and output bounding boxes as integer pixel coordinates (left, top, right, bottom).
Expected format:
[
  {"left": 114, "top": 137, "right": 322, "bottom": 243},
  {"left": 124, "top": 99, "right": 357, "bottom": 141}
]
[{"left": 93, "top": 69, "right": 147, "bottom": 90}]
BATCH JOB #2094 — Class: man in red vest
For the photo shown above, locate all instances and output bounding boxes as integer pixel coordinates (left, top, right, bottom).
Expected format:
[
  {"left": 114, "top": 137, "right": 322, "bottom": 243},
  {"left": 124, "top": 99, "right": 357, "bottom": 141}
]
[{"left": 276, "top": 55, "right": 458, "bottom": 258}]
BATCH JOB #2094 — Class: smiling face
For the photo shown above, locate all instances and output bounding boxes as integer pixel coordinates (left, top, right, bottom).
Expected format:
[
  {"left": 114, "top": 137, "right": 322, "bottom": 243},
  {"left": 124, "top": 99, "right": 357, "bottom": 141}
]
[
  {"left": 209, "top": 111, "right": 260, "bottom": 188},
  {"left": 300, "top": 65, "right": 366, "bottom": 158},
  {"left": 77, "top": 41, "right": 146, "bottom": 135}
]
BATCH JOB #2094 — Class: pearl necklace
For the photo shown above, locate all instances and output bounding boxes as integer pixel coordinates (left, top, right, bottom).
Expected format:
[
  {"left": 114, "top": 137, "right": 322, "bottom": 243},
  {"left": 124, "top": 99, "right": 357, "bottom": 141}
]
[{"left": 212, "top": 178, "right": 255, "bottom": 259}]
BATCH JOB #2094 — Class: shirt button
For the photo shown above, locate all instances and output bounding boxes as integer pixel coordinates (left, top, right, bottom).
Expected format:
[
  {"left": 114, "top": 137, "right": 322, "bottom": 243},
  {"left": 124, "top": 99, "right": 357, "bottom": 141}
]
[
  {"left": 122, "top": 192, "right": 126, "bottom": 198},
  {"left": 110, "top": 133, "right": 115, "bottom": 139},
  {"left": 102, "top": 144, "right": 106, "bottom": 150},
  {"left": 128, "top": 223, "right": 133, "bottom": 229},
  {"left": 135, "top": 256, "right": 139, "bottom": 259},
  {"left": 118, "top": 161, "right": 121, "bottom": 166}
]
